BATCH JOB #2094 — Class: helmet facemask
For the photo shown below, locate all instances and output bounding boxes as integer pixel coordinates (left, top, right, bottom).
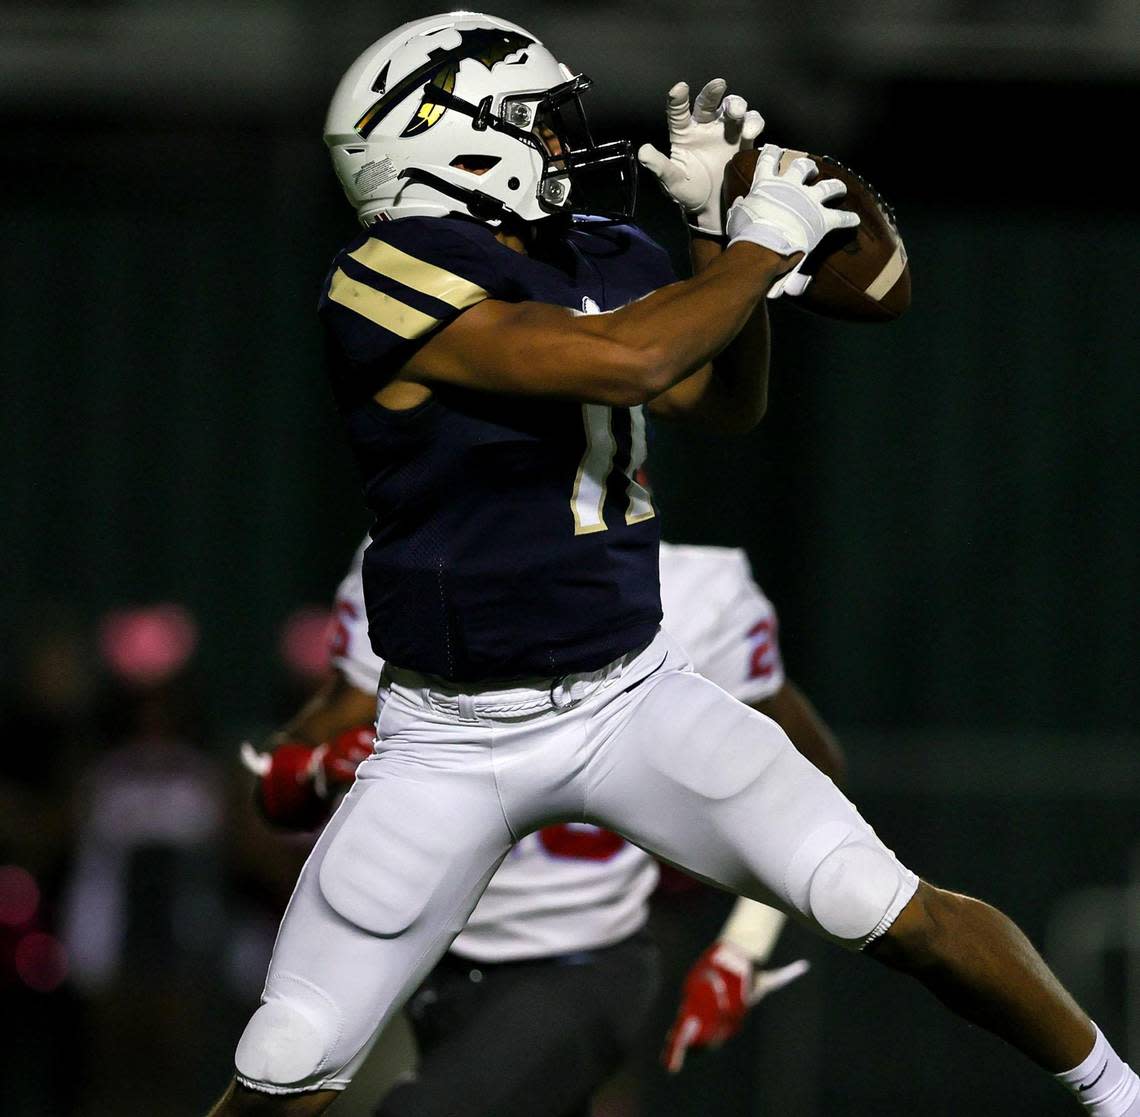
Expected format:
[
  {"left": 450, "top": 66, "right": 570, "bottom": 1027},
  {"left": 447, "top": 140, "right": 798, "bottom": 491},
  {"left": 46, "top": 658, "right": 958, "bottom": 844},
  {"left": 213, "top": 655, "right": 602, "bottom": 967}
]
[{"left": 411, "top": 75, "right": 638, "bottom": 223}]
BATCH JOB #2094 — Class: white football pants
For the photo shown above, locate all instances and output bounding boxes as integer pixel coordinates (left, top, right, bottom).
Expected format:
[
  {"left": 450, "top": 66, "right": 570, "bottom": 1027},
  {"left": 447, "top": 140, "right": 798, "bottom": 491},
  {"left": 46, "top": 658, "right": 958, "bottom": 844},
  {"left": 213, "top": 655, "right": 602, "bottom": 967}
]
[{"left": 234, "top": 628, "right": 918, "bottom": 1095}]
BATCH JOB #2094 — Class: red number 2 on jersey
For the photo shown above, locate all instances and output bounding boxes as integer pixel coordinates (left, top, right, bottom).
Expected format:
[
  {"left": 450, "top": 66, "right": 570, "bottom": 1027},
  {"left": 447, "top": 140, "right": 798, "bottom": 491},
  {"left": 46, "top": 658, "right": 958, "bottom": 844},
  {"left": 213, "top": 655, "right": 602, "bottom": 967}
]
[
  {"left": 748, "top": 616, "right": 777, "bottom": 680},
  {"left": 328, "top": 598, "right": 358, "bottom": 660}
]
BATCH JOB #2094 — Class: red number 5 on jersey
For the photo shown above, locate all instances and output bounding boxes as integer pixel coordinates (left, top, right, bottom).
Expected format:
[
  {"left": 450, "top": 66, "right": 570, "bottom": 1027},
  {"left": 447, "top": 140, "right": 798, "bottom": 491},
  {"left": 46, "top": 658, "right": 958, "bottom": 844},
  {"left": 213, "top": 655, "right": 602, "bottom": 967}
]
[{"left": 539, "top": 823, "right": 626, "bottom": 861}]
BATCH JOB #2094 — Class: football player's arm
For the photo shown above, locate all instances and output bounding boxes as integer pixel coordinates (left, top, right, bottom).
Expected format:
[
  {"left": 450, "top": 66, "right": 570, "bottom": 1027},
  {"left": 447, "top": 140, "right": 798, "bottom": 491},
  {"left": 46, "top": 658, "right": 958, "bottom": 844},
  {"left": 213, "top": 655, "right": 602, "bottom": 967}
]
[
  {"left": 401, "top": 239, "right": 790, "bottom": 407},
  {"left": 241, "top": 669, "right": 377, "bottom": 831},
  {"left": 645, "top": 235, "right": 771, "bottom": 433},
  {"left": 755, "top": 678, "right": 846, "bottom": 787},
  {"left": 401, "top": 145, "right": 853, "bottom": 406},
  {"left": 269, "top": 669, "right": 377, "bottom": 750}
]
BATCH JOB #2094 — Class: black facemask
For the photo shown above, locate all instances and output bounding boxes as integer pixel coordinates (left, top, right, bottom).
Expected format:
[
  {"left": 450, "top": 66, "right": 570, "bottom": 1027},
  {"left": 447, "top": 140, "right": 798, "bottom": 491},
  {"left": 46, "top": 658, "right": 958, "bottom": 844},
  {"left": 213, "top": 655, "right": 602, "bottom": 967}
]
[{"left": 401, "top": 75, "right": 638, "bottom": 224}]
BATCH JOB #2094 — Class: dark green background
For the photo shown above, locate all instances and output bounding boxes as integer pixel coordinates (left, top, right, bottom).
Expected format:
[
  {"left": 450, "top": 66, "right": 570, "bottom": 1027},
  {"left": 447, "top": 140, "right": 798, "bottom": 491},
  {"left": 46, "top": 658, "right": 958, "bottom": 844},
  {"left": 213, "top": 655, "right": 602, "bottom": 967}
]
[
  {"left": 6, "top": 102, "right": 1137, "bottom": 738},
  {"left": 2, "top": 61, "right": 1137, "bottom": 1117}
]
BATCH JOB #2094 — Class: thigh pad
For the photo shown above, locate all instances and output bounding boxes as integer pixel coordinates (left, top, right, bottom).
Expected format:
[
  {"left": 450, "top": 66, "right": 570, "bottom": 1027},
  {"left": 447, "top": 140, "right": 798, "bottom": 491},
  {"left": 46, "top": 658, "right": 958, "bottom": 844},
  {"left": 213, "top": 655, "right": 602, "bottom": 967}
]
[
  {"left": 319, "top": 778, "right": 453, "bottom": 936},
  {"left": 636, "top": 675, "right": 782, "bottom": 801}
]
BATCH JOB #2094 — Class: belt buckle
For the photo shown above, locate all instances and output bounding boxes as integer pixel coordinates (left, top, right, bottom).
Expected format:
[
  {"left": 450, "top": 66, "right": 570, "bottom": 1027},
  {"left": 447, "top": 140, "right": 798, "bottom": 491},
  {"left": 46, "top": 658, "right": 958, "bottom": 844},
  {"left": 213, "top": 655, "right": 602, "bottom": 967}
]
[{"left": 549, "top": 675, "right": 577, "bottom": 711}]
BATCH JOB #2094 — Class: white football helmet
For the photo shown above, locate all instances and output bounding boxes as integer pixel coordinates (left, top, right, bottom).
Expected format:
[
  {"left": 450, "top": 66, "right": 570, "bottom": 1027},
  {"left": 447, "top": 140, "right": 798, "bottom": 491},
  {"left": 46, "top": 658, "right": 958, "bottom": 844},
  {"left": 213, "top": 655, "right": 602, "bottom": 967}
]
[{"left": 324, "top": 12, "right": 636, "bottom": 226}]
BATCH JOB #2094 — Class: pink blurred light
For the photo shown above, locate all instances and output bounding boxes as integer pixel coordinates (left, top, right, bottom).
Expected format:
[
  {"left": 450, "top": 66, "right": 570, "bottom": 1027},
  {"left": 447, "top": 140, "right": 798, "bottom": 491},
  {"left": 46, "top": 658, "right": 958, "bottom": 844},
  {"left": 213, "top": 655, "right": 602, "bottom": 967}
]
[
  {"left": 14, "top": 932, "right": 69, "bottom": 993},
  {"left": 98, "top": 604, "right": 198, "bottom": 685},
  {"left": 279, "top": 607, "right": 334, "bottom": 682},
  {"left": 0, "top": 865, "right": 40, "bottom": 927}
]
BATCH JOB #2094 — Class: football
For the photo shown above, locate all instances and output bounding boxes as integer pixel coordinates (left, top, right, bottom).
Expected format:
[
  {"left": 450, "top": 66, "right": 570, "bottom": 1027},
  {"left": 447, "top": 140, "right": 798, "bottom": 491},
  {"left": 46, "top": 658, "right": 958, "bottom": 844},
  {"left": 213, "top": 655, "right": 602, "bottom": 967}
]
[{"left": 722, "top": 148, "right": 911, "bottom": 323}]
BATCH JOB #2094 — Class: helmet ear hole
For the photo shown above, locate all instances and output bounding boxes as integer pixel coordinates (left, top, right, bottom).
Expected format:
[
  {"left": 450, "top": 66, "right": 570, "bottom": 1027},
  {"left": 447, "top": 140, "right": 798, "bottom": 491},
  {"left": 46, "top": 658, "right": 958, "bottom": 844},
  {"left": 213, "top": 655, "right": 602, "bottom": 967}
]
[{"left": 449, "top": 155, "right": 502, "bottom": 174}]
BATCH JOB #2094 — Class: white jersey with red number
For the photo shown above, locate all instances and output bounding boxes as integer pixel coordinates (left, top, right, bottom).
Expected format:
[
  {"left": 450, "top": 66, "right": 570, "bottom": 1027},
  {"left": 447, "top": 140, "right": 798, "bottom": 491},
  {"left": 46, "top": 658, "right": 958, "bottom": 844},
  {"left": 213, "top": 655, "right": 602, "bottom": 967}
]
[
  {"left": 329, "top": 538, "right": 784, "bottom": 962},
  {"left": 657, "top": 541, "right": 784, "bottom": 705}
]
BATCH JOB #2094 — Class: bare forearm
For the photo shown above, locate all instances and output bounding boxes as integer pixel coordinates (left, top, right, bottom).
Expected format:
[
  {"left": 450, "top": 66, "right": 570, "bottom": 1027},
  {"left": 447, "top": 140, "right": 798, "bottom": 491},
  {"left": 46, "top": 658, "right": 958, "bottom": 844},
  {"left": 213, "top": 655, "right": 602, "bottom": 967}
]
[
  {"left": 646, "top": 235, "right": 778, "bottom": 430},
  {"left": 695, "top": 235, "right": 771, "bottom": 427},
  {"left": 597, "top": 240, "right": 782, "bottom": 393},
  {"left": 406, "top": 241, "right": 789, "bottom": 406},
  {"left": 271, "top": 671, "right": 376, "bottom": 747}
]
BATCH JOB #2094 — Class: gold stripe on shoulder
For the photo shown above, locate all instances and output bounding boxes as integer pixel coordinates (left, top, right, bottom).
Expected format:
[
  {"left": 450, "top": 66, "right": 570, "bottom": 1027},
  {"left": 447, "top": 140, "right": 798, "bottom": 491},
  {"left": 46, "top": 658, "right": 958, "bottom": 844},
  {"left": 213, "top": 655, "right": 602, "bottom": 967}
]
[
  {"left": 328, "top": 268, "right": 439, "bottom": 339},
  {"left": 348, "top": 239, "right": 488, "bottom": 310}
]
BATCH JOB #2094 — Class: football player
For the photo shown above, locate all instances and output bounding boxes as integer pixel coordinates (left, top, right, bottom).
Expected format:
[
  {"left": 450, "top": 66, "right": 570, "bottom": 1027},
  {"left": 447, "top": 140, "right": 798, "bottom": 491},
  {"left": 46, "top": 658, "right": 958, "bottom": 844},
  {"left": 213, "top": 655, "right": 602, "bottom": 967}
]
[
  {"left": 208, "top": 13, "right": 1138, "bottom": 1115},
  {"left": 241, "top": 538, "right": 832, "bottom": 1115}
]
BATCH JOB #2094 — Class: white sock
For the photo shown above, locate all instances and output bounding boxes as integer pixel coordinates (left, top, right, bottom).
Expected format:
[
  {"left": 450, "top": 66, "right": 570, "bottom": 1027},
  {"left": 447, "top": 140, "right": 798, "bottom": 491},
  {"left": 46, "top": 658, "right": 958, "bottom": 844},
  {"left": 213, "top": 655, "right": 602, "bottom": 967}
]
[{"left": 1055, "top": 1025, "right": 1140, "bottom": 1116}]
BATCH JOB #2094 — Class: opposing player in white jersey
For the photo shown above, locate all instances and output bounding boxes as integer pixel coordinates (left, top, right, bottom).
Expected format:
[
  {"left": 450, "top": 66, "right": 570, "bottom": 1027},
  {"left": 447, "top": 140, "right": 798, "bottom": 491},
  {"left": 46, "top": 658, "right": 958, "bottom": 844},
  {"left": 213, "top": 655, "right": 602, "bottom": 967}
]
[{"left": 243, "top": 538, "right": 838, "bottom": 1115}]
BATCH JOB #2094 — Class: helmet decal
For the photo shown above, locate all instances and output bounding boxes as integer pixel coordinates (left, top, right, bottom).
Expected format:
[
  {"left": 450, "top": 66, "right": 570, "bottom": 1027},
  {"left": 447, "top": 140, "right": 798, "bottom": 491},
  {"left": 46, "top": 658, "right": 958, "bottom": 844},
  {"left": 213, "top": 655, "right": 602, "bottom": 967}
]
[
  {"left": 402, "top": 67, "right": 454, "bottom": 138},
  {"left": 354, "top": 28, "right": 534, "bottom": 139}
]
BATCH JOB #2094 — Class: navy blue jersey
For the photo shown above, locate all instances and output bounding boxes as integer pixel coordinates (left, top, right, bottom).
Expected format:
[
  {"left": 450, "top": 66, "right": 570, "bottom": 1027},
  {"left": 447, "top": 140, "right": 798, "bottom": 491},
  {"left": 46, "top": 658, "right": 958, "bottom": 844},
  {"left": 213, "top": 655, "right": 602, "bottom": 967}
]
[{"left": 319, "top": 214, "right": 676, "bottom": 682}]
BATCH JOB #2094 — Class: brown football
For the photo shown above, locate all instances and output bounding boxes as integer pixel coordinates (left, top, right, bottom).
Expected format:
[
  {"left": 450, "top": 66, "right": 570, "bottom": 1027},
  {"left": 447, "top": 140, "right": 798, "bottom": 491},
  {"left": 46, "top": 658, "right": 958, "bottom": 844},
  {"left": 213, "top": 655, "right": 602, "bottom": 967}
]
[{"left": 722, "top": 148, "right": 911, "bottom": 323}]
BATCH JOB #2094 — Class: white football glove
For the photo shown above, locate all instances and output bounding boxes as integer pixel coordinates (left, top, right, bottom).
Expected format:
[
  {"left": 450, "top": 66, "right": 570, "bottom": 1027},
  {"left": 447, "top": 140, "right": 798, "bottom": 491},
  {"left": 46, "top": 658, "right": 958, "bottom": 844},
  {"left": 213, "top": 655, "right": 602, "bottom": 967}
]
[
  {"left": 767, "top": 262, "right": 812, "bottom": 300},
  {"left": 726, "top": 144, "right": 859, "bottom": 272},
  {"left": 637, "top": 78, "right": 764, "bottom": 236}
]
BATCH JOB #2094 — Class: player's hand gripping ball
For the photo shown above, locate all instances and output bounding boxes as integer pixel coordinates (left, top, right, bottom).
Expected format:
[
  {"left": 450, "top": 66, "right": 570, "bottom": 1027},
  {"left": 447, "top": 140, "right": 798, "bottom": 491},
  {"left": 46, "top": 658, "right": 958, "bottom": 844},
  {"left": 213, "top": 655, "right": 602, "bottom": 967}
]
[{"left": 723, "top": 148, "right": 911, "bottom": 321}]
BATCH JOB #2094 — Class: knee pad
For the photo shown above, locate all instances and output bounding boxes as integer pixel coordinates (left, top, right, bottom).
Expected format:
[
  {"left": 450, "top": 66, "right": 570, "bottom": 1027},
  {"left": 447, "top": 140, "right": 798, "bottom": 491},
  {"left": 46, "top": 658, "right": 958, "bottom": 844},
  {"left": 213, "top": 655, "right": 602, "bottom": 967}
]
[
  {"left": 234, "top": 984, "right": 341, "bottom": 1090},
  {"left": 784, "top": 821, "right": 916, "bottom": 947},
  {"left": 806, "top": 838, "right": 915, "bottom": 946}
]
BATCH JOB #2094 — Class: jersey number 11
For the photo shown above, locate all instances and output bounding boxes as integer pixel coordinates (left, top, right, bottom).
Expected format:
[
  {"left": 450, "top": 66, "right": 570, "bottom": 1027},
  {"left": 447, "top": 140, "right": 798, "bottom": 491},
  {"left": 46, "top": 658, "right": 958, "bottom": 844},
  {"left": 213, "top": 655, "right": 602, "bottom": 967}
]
[{"left": 570, "top": 404, "right": 655, "bottom": 535}]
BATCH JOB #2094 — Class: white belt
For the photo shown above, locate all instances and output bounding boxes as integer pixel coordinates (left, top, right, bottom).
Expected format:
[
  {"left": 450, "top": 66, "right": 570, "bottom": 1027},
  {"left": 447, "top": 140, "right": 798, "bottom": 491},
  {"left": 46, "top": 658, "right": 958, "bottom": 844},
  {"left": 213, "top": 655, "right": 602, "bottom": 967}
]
[{"left": 385, "top": 640, "right": 651, "bottom": 721}]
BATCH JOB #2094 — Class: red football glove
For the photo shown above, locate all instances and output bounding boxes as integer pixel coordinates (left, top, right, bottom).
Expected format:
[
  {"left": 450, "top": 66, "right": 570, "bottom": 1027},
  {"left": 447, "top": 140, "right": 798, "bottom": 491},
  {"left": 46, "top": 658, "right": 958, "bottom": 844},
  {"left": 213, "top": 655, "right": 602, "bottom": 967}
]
[
  {"left": 318, "top": 725, "right": 375, "bottom": 788},
  {"left": 661, "top": 942, "right": 809, "bottom": 1073},
  {"left": 241, "top": 725, "right": 374, "bottom": 831}
]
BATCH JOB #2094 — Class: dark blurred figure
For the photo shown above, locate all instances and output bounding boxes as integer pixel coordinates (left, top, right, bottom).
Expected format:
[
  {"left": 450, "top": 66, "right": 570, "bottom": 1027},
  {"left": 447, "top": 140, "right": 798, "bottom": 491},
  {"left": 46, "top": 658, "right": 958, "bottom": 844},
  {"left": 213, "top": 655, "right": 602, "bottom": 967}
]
[
  {"left": 60, "top": 605, "right": 229, "bottom": 1117},
  {"left": 220, "top": 606, "right": 340, "bottom": 1045},
  {"left": 0, "top": 609, "right": 92, "bottom": 1116}
]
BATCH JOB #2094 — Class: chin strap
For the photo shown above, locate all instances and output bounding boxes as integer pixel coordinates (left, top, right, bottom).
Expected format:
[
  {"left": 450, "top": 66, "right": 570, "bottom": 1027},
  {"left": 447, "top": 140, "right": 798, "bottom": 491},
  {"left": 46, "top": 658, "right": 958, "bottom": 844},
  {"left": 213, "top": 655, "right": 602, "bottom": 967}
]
[{"left": 397, "top": 168, "right": 517, "bottom": 224}]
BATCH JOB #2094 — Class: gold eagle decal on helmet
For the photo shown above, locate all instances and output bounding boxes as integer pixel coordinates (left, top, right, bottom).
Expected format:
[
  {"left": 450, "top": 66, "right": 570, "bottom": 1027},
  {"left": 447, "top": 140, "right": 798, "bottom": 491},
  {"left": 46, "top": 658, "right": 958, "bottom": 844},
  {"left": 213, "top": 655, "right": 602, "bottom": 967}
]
[{"left": 355, "top": 28, "right": 534, "bottom": 139}]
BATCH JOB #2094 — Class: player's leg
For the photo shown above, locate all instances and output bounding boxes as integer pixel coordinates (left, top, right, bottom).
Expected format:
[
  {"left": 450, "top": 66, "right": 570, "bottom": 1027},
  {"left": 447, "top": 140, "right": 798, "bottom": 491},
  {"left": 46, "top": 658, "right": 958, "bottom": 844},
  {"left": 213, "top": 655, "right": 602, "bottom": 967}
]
[
  {"left": 207, "top": 698, "right": 515, "bottom": 1116},
  {"left": 868, "top": 881, "right": 1094, "bottom": 1068},
  {"left": 207, "top": 1082, "right": 338, "bottom": 1116},
  {"left": 587, "top": 656, "right": 1137, "bottom": 1111},
  {"left": 376, "top": 934, "right": 659, "bottom": 1117},
  {"left": 865, "top": 884, "right": 1138, "bottom": 1110}
]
